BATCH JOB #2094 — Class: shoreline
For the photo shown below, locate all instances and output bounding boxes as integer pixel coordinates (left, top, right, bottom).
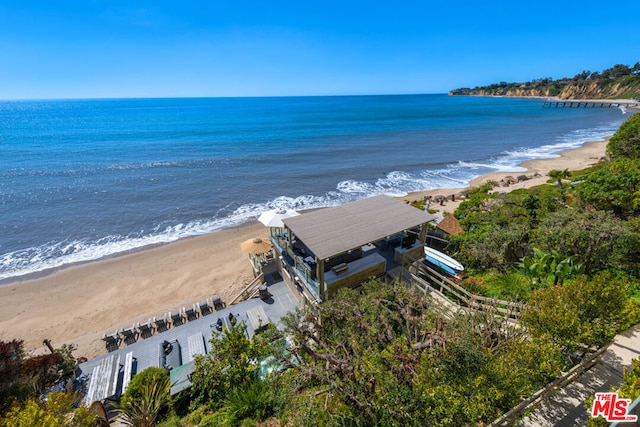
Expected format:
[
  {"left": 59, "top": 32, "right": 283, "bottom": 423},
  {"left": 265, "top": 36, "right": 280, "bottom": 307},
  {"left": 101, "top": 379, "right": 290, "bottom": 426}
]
[
  {"left": 401, "top": 137, "right": 609, "bottom": 212},
  {"left": 0, "top": 136, "right": 612, "bottom": 359}
]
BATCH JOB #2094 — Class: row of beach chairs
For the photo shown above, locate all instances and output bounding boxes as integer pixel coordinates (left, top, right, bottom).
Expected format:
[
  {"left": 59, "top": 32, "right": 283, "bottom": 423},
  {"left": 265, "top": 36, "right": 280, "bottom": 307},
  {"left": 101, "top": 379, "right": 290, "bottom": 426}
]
[{"left": 101, "top": 296, "right": 225, "bottom": 352}]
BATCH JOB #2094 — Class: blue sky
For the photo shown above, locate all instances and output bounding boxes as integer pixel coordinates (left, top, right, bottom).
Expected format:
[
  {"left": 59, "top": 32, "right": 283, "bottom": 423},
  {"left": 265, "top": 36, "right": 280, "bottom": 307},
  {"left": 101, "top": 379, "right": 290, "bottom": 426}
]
[{"left": 1, "top": 1, "right": 639, "bottom": 99}]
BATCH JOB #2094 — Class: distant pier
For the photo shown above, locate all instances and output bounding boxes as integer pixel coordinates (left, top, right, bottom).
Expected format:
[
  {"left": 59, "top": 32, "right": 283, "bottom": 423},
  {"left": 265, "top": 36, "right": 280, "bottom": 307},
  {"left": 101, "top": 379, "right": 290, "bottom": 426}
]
[{"left": 543, "top": 99, "right": 640, "bottom": 109}]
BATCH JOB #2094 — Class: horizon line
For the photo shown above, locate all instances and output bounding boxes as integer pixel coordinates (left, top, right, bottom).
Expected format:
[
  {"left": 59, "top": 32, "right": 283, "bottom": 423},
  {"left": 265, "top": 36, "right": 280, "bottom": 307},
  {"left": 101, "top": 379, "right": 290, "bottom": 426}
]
[{"left": 0, "top": 92, "right": 449, "bottom": 102}]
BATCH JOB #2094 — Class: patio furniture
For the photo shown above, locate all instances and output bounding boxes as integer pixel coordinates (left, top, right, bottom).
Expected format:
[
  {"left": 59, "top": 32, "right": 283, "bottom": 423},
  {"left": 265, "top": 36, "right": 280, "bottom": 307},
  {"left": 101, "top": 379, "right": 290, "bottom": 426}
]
[
  {"left": 211, "top": 296, "right": 225, "bottom": 311},
  {"left": 120, "top": 325, "right": 138, "bottom": 345},
  {"left": 83, "top": 353, "right": 121, "bottom": 406},
  {"left": 212, "top": 317, "right": 224, "bottom": 331},
  {"left": 121, "top": 352, "right": 136, "bottom": 393},
  {"left": 246, "top": 305, "right": 270, "bottom": 332},
  {"left": 187, "top": 332, "right": 206, "bottom": 362},
  {"left": 137, "top": 320, "right": 154, "bottom": 339},
  {"left": 184, "top": 304, "right": 198, "bottom": 322},
  {"left": 101, "top": 330, "right": 120, "bottom": 352},
  {"left": 153, "top": 315, "right": 170, "bottom": 333},
  {"left": 169, "top": 310, "right": 184, "bottom": 327},
  {"left": 199, "top": 300, "right": 213, "bottom": 316},
  {"left": 259, "top": 284, "right": 270, "bottom": 300},
  {"left": 159, "top": 340, "right": 181, "bottom": 370}
]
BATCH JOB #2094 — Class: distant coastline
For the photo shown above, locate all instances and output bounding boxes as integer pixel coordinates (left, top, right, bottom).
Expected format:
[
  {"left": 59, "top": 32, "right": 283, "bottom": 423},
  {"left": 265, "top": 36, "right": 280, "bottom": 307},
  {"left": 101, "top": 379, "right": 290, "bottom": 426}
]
[{"left": 449, "top": 63, "right": 640, "bottom": 100}]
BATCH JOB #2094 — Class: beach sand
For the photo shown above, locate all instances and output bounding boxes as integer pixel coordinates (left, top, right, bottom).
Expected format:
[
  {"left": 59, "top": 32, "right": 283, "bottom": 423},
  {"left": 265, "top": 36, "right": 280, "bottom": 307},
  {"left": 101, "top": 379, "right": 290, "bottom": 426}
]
[
  {"left": 402, "top": 138, "right": 609, "bottom": 214},
  {"left": 0, "top": 138, "right": 610, "bottom": 359}
]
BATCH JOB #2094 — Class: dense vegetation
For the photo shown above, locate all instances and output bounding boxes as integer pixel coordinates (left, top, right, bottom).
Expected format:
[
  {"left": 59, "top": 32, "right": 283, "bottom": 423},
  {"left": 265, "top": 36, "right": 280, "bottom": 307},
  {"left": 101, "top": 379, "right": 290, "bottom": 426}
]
[
  {"left": 0, "top": 341, "right": 96, "bottom": 426},
  {"left": 2, "top": 113, "right": 640, "bottom": 426},
  {"left": 450, "top": 63, "right": 640, "bottom": 99}
]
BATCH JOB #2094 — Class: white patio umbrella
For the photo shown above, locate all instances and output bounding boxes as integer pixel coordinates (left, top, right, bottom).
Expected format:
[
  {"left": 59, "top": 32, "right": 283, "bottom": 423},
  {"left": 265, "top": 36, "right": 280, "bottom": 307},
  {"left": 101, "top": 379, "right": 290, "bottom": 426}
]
[{"left": 258, "top": 208, "right": 300, "bottom": 228}]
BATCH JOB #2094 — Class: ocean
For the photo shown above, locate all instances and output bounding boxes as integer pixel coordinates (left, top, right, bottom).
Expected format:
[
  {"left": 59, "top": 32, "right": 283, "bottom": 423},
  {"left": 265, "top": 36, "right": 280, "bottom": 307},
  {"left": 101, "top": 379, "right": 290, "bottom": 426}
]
[{"left": 0, "top": 94, "right": 628, "bottom": 281}]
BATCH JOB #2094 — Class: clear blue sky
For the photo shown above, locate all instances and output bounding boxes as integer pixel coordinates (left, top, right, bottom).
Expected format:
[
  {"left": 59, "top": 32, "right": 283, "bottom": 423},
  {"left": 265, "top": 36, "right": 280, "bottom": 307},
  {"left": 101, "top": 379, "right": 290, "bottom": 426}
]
[{"left": 1, "top": 0, "right": 639, "bottom": 99}]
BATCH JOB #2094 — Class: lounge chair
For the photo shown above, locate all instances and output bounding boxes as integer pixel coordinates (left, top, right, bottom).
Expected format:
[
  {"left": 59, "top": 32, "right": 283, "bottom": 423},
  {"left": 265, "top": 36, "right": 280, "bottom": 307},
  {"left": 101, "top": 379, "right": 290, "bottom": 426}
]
[
  {"left": 120, "top": 325, "right": 138, "bottom": 345},
  {"left": 199, "top": 300, "right": 213, "bottom": 316},
  {"left": 153, "top": 315, "right": 170, "bottom": 333},
  {"left": 121, "top": 352, "right": 137, "bottom": 393},
  {"left": 170, "top": 310, "right": 184, "bottom": 327},
  {"left": 211, "top": 296, "right": 225, "bottom": 311},
  {"left": 101, "top": 330, "right": 120, "bottom": 352},
  {"left": 184, "top": 304, "right": 198, "bottom": 322},
  {"left": 137, "top": 320, "right": 154, "bottom": 339}
]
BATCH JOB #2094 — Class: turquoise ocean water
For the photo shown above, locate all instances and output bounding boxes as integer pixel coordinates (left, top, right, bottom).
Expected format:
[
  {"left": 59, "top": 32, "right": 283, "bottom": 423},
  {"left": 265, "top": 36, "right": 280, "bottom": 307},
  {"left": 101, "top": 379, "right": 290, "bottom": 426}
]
[{"left": 0, "top": 94, "right": 628, "bottom": 281}]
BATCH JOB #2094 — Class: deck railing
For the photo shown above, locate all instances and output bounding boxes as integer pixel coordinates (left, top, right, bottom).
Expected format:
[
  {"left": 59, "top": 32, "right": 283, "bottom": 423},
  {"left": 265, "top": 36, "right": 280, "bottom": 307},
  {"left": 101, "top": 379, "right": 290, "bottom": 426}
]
[
  {"left": 229, "top": 273, "right": 265, "bottom": 305},
  {"left": 403, "top": 257, "right": 524, "bottom": 319},
  {"left": 488, "top": 342, "right": 611, "bottom": 427}
]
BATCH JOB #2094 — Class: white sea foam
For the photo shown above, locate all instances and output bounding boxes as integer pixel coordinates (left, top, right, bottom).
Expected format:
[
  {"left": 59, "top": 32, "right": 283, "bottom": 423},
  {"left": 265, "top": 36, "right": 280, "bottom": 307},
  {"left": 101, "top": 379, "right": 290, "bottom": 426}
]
[
  {"left": 0, "top": 213, "right": 260, "bottom": 281},
  {"left": 0, "top": 118, "right": 625, "bottom": 282}
]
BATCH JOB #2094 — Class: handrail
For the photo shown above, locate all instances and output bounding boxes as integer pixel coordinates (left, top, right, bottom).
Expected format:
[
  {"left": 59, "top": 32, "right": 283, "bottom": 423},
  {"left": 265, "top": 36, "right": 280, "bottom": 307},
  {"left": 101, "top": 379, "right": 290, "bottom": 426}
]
[
  {"left": 402, "top": 254, "right": 611, "bottom": 426},
  {"left": 402, "top": 257, "right": 524, "bottom": 318},
  {"left": 229, "top": 273, "right": 265, "bottom": 305},
  {"left": 488, "top": 343, "right": 611, "bottom": 427}
]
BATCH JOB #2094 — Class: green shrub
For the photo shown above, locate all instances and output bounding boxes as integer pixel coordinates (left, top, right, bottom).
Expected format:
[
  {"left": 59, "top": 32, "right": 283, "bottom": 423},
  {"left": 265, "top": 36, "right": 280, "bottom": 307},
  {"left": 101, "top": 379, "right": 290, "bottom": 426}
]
[
  {"left": 118, "top": 366, "right": 171, "bottom": 427},
  {"left": 607, "top": 112, "right": 640, "bottom": 160}
]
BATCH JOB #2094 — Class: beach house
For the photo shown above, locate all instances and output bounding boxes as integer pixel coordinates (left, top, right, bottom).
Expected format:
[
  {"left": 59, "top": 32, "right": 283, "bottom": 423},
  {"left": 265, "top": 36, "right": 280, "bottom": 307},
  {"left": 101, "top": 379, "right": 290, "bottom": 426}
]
[{"left": 270, "top": 195, "right": 436, "bottom": 303}]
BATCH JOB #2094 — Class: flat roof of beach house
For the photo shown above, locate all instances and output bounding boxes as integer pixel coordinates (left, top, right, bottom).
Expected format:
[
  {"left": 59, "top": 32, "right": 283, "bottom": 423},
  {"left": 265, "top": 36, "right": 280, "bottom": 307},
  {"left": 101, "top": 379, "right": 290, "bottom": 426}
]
[{"left": 282, "top": 195, "right": 436, "bottom": 260}]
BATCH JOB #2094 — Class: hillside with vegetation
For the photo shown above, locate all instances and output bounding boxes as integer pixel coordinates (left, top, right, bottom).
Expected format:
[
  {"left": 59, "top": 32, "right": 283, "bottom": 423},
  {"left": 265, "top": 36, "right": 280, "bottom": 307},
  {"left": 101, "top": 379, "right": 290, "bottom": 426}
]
[
  {"left": 2, "top": 114, "right": 640, "bottom": 426},
  {"left": 450, "top": 63, "right": 640, "bottom": 99}
]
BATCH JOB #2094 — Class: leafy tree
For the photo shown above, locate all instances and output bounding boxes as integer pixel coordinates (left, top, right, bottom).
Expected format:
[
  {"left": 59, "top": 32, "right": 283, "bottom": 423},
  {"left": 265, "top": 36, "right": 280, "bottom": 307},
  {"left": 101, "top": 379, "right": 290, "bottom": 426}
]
[
  {"left": 1, "top": 392, "right": 96, "bottom": 427},
  {"left": 607, "top": 112, "right": 640, "bottom": 160},
  {"left": 517, "top": 249, "right": 582, "bottom": 287},
  {"left": 521, "top": 192, "right": 541, "bottom": 226},
  {"left": 117, "top": 367, "right": 171, "bottom": 427},
  {"left": 0, "top": 340, "right": 79, "bottom": 414},
  {"left": 488, "top": 336, "right": 564, "bottom": 399},
  {"left": 617, "top": 216, "right": 640, "bottom": 277},
  {"left": 279, "top": 281, "right": 443, "bottom": 426},
  {"left": 522, "top": 272, "right": 630, "bottom": 354},
  {"left": 572, "top": 70, "right": 592, "bottom": 81},
  {"left": 456, "top": 221, "right": 530, "bottom": 272},
  {"left": 532, "top": 209, "right": 629, "bottom": 273},
  {"left": 548, "top": 168, "right": 571, "bottom": 187},
  {"left": 575, "top": 158, "right": 640, "bottom": 218},
  {"left": 275, "top": 279, "right": 564, "bottom": 426},
  {"left": 22, "top": 353, "right": 64, "bottom": 398},
  {"left": 0, "top": 340, "right": 28, "bottom": 414},
  {"left": 188, "top": 322, "right": 267, "bottom": 411},
  {"left": 601, "top": 64, "right": 633, "bottom": 79}
]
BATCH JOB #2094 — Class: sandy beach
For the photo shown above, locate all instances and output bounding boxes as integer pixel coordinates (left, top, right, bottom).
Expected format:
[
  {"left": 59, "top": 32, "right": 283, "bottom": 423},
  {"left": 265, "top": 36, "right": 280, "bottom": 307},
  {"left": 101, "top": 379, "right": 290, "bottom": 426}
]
[
  {"left": 0, "top": 138, "right": 610, "bottom": 359},
  {"left": 403, "top": 138, "right": 609, "bottom": 213}
]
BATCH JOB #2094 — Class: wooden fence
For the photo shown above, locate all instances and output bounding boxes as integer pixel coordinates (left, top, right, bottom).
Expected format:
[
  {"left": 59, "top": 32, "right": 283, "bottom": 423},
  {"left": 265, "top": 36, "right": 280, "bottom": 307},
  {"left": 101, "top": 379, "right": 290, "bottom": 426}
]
[
  {"left": 402, "top": 258, "right": 524, "bottom": 319},
  {"left": 488, "top": 343, "right": 611, "bottom": 426},
  {"left": 396, "top": 255, "right": 611, "bottom": 426},
  {"left": 229, "top": 273, "right": 265, "bottom": 305}
]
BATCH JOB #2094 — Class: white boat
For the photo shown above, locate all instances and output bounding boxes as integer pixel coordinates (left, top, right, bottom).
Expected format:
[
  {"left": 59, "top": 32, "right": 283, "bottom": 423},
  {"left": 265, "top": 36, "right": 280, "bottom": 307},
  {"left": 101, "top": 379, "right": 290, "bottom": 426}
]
[{"left": 423, "top": 246, "right": 464, "bottom": 276}]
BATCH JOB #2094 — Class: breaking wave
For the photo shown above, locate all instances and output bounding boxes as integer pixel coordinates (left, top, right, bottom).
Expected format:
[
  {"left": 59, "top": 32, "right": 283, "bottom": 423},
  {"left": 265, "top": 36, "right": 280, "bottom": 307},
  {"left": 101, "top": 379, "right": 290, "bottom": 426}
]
[{"left": 0, "top": 117, "right": 624, "bottom": 282}]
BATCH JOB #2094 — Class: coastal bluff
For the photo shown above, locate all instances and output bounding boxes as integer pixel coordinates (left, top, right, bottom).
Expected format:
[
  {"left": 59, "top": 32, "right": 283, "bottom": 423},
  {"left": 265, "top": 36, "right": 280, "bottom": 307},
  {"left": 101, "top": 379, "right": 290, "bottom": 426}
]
[{"left": 449, "top": 62, "right": 640, "bottom": 100}]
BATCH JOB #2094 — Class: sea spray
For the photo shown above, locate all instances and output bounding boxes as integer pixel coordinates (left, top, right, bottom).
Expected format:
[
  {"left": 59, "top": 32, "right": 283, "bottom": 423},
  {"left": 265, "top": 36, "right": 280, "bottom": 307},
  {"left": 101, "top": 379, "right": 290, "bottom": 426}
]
[{"left": 0, "top": 95, "right": 626, "bottom": 281}]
